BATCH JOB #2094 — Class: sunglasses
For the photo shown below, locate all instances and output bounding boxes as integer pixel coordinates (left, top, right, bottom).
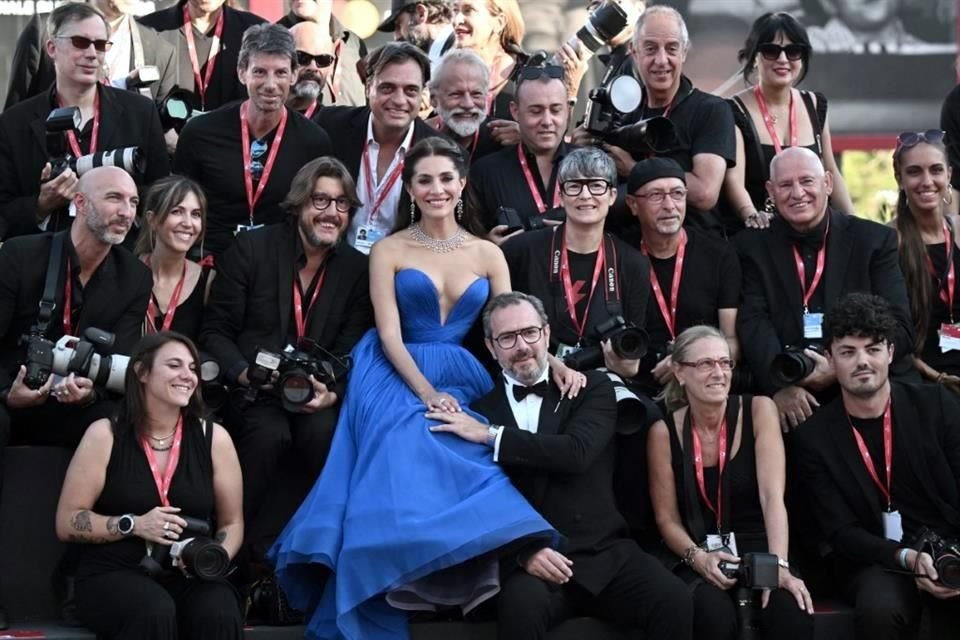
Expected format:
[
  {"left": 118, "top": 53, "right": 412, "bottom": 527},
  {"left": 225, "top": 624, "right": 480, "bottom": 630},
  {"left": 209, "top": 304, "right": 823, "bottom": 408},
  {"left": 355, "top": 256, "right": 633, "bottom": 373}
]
[
  {"left": 517, "top": 64, "right": 565, "bottom": 83},
  {"left": 896, "top": 129, "right": 946, "bottom": 150},
  {"left": 55, "top": 35, "right": 113, "bottom": 53},
  {"left": 296, "top": 50, "right": 335, "bottom": 69},
  {"left": 757, "top": 43, "right": 808, "bottom": 61}
]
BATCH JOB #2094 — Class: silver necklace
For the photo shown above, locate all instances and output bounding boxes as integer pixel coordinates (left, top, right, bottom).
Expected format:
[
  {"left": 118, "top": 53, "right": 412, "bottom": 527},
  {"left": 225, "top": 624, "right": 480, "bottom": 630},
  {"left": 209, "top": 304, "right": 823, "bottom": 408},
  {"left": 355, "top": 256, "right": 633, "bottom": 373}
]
[{"left": 410, "top": 223, "right": 467, "bottom": 254}]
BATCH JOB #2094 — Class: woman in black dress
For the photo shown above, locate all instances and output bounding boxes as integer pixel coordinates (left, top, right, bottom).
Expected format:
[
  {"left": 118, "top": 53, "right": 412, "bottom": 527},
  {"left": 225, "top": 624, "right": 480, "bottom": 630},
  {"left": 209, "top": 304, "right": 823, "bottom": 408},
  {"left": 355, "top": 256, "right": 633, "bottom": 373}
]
[
  {"left": 647, "top": 325, "right": 813, "bottom": 640},
  {"left": 137, "top": 176, "right": 212, "bottom": 341},
  {"left": 55, "top": 332, "right": 244, "bottom": 639}
]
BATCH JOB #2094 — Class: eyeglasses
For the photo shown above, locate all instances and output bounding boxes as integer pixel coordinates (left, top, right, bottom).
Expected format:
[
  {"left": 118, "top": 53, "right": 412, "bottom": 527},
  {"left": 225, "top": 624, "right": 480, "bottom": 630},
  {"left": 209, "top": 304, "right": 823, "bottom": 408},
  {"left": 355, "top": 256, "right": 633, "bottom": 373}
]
[
  {"left": 896, "top": 129, "right": 945, "bottom": 151},
  {"left": 757, "top": 43, "right": 808, "bottom": 61},
  {"left": 493, "top": 326, "right": 544, "bottom": 349},
  {"left": 677, "top": 357, "right": 735, "bottom": 373},
  {"left": 634, "top": 187, "right": 687, "bottom": 204},
  {"left": 55, "top": 35, "right": 113, "bottom": 53},
  {"left": 561, "top": 180, "right": 612, "bottom": 197},
  {"left": 517, "top": 64, "right": 565, "bottom": 84},
  {"left": 249, "top": 139, "right": 267, "bottom": 181},
  {"left": 311, "top": 193, "right": 352, "bottom": 212},
  {"left": 296, "top": 50, "right": 335, "bottom": 69}
]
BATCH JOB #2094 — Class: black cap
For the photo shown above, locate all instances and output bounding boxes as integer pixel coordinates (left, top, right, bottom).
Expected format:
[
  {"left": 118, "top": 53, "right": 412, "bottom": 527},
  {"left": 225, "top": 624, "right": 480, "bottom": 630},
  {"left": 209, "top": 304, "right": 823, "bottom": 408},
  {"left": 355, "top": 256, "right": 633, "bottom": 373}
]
[
  {"left": 377, "top": 0, "right": 420, "bottom": 32},
  {"left": 627, "top": 157, "right": 686, "bottom": 193}
]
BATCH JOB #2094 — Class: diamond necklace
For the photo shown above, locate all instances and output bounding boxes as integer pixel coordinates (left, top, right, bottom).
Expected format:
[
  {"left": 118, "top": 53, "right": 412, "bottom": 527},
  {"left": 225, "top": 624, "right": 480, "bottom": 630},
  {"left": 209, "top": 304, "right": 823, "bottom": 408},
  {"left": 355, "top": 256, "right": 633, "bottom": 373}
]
[{"left": 409, "top": 223, "right": 467, "bottom": 253}]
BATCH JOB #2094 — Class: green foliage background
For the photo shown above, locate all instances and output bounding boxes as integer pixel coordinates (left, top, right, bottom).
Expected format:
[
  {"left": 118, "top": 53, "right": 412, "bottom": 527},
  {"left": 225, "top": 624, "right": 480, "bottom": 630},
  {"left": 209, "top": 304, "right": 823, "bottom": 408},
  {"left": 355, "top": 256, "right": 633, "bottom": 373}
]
[{"left": 844, "top": 151, "right": 899, "bottom": 223}]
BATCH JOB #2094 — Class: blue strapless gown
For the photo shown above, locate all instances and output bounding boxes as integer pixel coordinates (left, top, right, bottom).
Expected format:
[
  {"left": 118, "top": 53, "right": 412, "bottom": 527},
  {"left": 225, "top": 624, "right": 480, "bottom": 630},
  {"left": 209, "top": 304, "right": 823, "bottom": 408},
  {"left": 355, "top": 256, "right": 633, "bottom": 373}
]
[{"left": 269, "top": 269, "right": 556, "bottom": 640}]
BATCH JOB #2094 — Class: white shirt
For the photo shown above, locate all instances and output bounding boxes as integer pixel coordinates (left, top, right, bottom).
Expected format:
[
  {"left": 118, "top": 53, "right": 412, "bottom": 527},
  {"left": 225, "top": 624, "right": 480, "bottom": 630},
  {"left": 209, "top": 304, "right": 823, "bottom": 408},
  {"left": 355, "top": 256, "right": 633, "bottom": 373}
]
[
  {"left": 105, "top": 16, "right": 134, "bottom": 85},
  {"left": 493, "top": 367, "right": 549, "bottom": 461},
  {"left": 347, "top": 114, "right": 416, "bottom": 253}
]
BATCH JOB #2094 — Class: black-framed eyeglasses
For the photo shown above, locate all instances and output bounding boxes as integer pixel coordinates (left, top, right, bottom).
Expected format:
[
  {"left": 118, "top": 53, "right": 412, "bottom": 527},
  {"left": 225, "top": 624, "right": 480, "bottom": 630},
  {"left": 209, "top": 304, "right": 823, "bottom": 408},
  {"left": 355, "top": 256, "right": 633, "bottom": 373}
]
[
  {"left": 296, "top": 50, "right": 335, "bottom": 69},
  {"left": 634, "top": 187, "right": 687, "bottom": 204},
  {"left": 757, "top": 43, "right": 808, "bottom": 62},
  {"left": 493, "top": 326, "right": 545, "bottom": 349},
  {"left": 517, "top": 64, "right": 565, "bottom": 84},
  {"left": 677, "top": 357, "right": 735, "bottom": 373},
  {"left": 896, "top": 129, "right": 945, "bottom": 151},
  {"left": 55, "top": 35, "right": 113, "bottom": 53},
  {"left": 311, "top": 193, "right": 352, "bottom": 212},
  {"left": 561, "top": 179, "right": 612, "bottom": 197},
  {"left": 249, "top": 139, "right": 267, "bottom": 181}
]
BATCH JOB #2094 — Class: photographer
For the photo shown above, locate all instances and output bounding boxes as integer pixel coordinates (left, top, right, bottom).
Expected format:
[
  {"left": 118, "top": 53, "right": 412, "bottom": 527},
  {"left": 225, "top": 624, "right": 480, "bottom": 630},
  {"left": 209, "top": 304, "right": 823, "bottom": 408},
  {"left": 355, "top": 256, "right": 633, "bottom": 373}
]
[
  {"left": 199, "top": 157, "right": 372, "bottom": 561},
  {"left": 796, "top": 294, "right": 960, "bottom": 639},
  {"left": 0, "top": 3, "right": 170, "bottom": 240},
  {"left": 735, "top": 148, "right": 914, "bottom": 431},
  {"left": 0, "top": 166, "right": 151, "bottom": 446},
  {"left": 648, "top": 325, "right": 813, "bottom": 640},
  {"left": 625, "top": 158, "right": 740, "bottom": 399},
  {"left": 55, "top": 332, "right": 244, "bottom": 640}
]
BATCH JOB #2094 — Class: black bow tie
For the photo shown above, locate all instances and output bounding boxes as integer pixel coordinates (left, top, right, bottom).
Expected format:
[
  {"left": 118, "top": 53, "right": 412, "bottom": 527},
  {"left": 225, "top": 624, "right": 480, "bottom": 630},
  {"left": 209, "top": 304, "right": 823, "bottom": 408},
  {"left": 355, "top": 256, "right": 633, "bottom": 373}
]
[{"left": 513, "top": 381, "right": 549, "bottom": 402}]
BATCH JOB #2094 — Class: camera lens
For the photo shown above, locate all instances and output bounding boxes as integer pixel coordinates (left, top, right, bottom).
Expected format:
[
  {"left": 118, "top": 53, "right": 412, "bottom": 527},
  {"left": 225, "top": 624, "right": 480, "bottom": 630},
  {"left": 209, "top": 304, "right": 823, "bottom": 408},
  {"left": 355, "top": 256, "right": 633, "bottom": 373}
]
[
  {"left": 612, "top": 328, "right": 647, "bottom": 360},
  {"left": 770, "top": 351, "right": 815, "bottom": 386},
  {"left": 281, "top": 374, "right": 313, "bottom": 405},
  {"left": 937, "top": 554, "right": 960, "bottom": 589},
  {"left": 180, "top": 539, "right": 230, "bottom": 580}
]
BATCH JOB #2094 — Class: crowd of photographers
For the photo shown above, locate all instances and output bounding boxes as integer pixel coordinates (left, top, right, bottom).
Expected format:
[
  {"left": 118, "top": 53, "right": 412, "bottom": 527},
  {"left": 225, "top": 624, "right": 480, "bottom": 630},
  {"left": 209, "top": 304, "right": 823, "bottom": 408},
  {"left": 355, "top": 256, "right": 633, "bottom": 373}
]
[{"left": 0, "top": 0, "right": 959, "bottom": 638}]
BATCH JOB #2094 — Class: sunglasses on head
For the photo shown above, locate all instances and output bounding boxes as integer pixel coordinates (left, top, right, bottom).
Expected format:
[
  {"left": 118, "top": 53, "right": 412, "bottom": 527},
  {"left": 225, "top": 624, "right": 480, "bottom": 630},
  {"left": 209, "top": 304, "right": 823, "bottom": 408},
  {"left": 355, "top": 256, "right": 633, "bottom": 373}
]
[
  {"left": 296, "top": 50, "right": 335, "bottom": 68},
  {"left": 517, "top": 64, "right": 565, "bottom": 83},
  {"left": 757, "top": 43, "right": 808, "bottom": 61},
  {"left": 55, "top": 35, "right": 113, "bottom": 53},
  {"left": 896, "top": 129, "right": 946, "bottom": 150}
]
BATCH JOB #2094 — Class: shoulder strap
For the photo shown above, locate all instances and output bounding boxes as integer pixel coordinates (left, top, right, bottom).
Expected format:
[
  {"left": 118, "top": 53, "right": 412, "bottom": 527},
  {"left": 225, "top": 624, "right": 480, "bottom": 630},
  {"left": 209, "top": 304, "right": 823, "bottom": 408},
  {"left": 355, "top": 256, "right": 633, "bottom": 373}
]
[
  {"left": 603, "top": 234, "right": 623, "bottom": 317},
  {"left": 800, "top": 91, "right": 824, "bottom": 156},
  {"left": 34, "top": 232, "right": 66, "bottom": 337},
  {"left": 719, "top": 395, "right": 740, "bottom": 535}
]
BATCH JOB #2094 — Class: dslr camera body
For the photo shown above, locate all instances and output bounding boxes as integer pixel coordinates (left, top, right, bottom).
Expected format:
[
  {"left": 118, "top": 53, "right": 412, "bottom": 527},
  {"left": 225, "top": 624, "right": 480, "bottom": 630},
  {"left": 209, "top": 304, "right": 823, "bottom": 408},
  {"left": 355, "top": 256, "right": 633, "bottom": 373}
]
[
  {"left": 563, "top": 315, "right": 647, "bottom": 371},
  {"left": 717, "top": 552, "right": 780, "bottom": 589},
  {"left": 140, "top": 516, "right": 230, "bottom": 581},
  {"left": 914, "top": 527, "right": 960, "bottom": 589},
  {"left": 45, "top": 106, "right": 145, "bottom": 180},
  {"left": 583, "top": 75, "right": 679, "bottom": 155},
  {"left": 19, "top": 327, "right": 128, "bottom": 394},
  {"left": 770, "top": 344, "right": 825, "bottom": 387},
  {"left": 245, "top": 342, "right": 351, "bottom": 412},
  {"left": 494, "top": 206, "right": 566, "bottom": 235}
]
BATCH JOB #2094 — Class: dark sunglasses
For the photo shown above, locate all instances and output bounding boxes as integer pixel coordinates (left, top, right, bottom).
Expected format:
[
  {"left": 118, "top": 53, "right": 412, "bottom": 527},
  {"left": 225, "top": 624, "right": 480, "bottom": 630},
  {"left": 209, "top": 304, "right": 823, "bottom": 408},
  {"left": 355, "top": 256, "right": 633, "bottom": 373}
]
[
  {"left": 55, "top": 35, "right": 113, "bottom": 53},
  {"left": 896, "top": 129, "right": 946, "bottom": 150},
  {"left": 296, "top": 50, "right": 335, "bottom": 68},
  {"left": 757, "top": 43, "right": 808, "bottom": 61},
  {"left": 517, "top": 64, "right": 565, "bottom": 83}
]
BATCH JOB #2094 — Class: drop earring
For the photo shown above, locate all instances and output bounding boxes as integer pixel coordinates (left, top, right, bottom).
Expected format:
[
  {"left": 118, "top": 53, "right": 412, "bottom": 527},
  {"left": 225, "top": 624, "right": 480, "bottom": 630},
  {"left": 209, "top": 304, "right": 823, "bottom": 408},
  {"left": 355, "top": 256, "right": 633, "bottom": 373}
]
[
  {"left": 409, "top": 200, "right": 416, "bottom": 227},
  {"left": 456, "top": 199, "right": 464, "bottom": 223}
]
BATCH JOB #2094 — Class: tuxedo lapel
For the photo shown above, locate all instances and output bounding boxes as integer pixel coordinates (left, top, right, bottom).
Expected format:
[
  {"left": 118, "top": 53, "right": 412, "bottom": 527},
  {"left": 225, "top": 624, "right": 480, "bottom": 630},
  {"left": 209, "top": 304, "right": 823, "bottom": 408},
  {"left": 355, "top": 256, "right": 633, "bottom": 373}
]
[
  {"left": 536, "top": 381, "right": 564, "bottom": 436},
  {"left": 823, "top": 210, "right": 852, "bottom": 309}
]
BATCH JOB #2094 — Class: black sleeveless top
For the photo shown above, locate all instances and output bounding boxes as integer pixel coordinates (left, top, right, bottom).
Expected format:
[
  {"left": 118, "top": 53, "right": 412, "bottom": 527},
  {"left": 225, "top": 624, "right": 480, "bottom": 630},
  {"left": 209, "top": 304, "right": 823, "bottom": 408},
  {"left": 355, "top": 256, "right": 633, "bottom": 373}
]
[
  {"left": 75, "top": 416, "right": 216, "bottom": 581},
  {"left": 922, "top": 241, "right": 960, "bottom": 376},
  {"left": 146, "top": 267, "right": 210, "bottom": 341},
  {"left": 666, "top": 395, "right": 767, "bottom": 552}
]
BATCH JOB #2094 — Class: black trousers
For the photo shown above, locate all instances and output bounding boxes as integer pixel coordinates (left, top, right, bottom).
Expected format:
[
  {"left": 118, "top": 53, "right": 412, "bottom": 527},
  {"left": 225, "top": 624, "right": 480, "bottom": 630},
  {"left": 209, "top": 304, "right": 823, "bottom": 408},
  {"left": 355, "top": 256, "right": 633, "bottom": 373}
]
[
  {"left": 75, "top": 570, "right": 243, "bottom": 640},
  {"left": 496, "top": 546, "right": 693, "bottom": 640},
  {"left": 7, "top": 396, "right": 116, "bottom": 447}
]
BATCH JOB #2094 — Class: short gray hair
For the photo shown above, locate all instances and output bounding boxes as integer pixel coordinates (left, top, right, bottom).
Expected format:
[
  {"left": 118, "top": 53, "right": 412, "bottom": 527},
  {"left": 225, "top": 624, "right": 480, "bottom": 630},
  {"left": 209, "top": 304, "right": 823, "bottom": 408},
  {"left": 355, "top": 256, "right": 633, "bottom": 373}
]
[
  {"left": 558, "top": 147, "right": 617, "bottom": 185},
  {"left": 238, "top": 24, "right": 296, "bottom": 70},
  {"left": 47, "top": 3, "right": 108, "bottom": 40},
  {"left": 428, "top": 48, "right": 490, "bottom": 94},
  {"left": 633, "top": 5, "right": 689, "bottom": 51},
  {"left": 482, "top": 292, "right": 549, "bottom": 338}
]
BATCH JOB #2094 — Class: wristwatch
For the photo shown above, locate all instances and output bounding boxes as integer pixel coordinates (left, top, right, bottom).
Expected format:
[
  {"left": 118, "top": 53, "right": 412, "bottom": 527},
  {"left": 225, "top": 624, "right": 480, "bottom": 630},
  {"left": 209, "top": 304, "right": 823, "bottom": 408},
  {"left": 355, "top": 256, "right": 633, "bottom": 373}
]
[
  {"left": 777, "top": 557, "right": 790, "bottom": 570},
  {"left": 117, "top": 513, "right": 136, "bottom": 536}
]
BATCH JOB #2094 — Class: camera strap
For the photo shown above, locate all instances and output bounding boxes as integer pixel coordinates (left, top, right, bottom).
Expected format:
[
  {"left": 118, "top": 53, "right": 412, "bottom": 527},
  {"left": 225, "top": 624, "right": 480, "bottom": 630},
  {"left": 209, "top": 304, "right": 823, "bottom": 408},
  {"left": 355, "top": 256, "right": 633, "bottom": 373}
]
[
  {"left": 681, "top": 396, "right": 738, "bottom": 540},
  {"left": 56, "top": 90, "right": 99, "bottom": 157},
  {"left": 640, "top": 229, "right": 687, "bottom": 341},
  {"left": 183, "top": 4, "right": 224, "bottom": 110},
  {"left": 34, "top": 232, "right": 67, "bottom": 338},
  {"left": 141, "top": 415, "right": 184, "bottom": 507}
]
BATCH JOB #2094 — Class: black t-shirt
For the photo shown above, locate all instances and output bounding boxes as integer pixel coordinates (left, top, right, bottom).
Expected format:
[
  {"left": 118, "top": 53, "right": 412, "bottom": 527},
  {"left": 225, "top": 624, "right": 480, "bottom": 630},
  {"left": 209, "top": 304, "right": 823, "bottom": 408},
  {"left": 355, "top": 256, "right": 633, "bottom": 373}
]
[
  {"left": 173, "top": 102, "right": 332, "bottom": 257},
  {"left": 502, "top": 226, "right": 650, "bottom": 354},
  {"left": 922, "top": 242, "right": 960, "bottom": 375}
]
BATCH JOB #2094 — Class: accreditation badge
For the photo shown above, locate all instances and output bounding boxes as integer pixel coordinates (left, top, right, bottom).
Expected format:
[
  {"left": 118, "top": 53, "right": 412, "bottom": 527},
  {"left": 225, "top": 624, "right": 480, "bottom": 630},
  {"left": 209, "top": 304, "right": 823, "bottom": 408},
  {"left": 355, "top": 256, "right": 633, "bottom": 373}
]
[{"left": 939, "top": 323, "right": 960, "bottom": 353}]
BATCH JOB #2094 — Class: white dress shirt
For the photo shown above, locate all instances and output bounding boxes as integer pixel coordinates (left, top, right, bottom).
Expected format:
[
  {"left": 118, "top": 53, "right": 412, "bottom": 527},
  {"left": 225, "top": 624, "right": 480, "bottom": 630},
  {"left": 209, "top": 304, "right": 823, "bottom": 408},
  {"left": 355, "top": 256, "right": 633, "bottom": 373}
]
[{"left": 493, "top": 367, "right": 549, "bottom": 461}]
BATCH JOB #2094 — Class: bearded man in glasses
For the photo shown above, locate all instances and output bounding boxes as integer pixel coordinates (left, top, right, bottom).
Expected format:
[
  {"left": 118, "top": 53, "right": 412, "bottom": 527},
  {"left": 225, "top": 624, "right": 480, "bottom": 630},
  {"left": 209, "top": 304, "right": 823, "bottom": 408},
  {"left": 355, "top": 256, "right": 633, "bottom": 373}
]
[{"left": 0, "top": 2, "right": 170, "bottom": 241}]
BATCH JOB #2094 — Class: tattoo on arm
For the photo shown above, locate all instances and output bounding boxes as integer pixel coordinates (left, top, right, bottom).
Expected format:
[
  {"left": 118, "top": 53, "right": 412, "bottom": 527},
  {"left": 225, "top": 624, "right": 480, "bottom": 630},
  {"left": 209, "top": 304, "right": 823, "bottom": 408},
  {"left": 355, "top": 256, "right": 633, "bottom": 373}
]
[
  {"left": 71, "top": 510, "right": 93, "bottom": 533},
  {"left": 106, "top": 516, "right": 119, "bottom": 535}
]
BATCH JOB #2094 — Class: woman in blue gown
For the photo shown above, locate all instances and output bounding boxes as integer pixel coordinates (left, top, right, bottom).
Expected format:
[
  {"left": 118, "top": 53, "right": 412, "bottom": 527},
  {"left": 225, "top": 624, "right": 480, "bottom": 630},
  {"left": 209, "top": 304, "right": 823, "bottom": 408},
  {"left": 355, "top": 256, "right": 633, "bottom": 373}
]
[{"left": 270, "top": 138, "right": 581, "bottom": 639}]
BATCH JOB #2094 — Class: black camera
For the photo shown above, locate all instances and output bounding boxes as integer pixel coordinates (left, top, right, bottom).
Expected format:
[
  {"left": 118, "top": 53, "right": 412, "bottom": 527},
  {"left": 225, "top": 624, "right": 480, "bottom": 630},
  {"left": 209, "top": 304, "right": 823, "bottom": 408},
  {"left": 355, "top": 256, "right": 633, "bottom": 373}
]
[
  {"left": 19, "top": 327, "right": 128, "bottom": 393},
  {"left": 553, "top": 0, "right": 628, "bottom": 63},
  {"left": 158, "top": 88, "right": 200, "bottom": 134},
  {"left": 770, "top": 344, "right": 824, "bottom": 387},
  {"left": 140, "top": 516, "right": 230, "bottom": 581},
  {"left": 495, "top": 206, "right": 566, "bottom": 234},
  {"left": 198, "top": 352, "right": 227, "bottom": 412},
  {"left": 717, "top": 552, "right": 780, "bottom": 589},
  {"left": 583, "top": 75, "right": 679, "bottom": 155},
  {"left": 45, "top": 107, "right": 145, "bottom": 179},
  {"left": 914, "top": 527, "right": 960, "bottom": 589},
  {"left": 563, "top": 315, "right": 647, "bottom": 371},
  {"left": 246, "top": 342, "right": 351, "bottom": 412}
]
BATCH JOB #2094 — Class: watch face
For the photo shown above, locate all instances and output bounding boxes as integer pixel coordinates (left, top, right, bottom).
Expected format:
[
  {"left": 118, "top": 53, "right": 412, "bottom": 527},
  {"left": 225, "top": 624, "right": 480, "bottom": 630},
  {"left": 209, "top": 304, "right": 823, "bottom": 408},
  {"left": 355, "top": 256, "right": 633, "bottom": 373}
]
[{"left": 118, "top": 515, "right": 134, "bottom": 535}]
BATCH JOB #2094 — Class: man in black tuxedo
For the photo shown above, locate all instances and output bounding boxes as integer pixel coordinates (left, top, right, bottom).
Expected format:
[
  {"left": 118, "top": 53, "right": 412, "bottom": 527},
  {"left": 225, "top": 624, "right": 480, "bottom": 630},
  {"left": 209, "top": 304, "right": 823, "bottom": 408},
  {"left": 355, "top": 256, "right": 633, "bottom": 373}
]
[
  {"left": 735, "top": 147, "right": 914, "bottom": 430},
  {"left": 428, "top": 292, "right": 691, "bottom": 640},
  {"left": 199, "top": 156, "right": 372, "bottom": 559},
  {"left": 796, "top": 293, "right": 960, "bottom": 639},
  {"left": 314, "top": 42, "right": 446, "bottom": 254},
  {"left": 0, "top": 2, "right": 170, "bottom": 240}
]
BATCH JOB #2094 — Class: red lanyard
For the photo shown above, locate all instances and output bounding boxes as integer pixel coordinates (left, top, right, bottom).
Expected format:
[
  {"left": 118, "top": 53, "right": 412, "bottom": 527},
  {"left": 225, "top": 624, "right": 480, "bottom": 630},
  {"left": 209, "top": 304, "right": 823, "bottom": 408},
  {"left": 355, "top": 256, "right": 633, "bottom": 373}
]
[
  {"left": 517, "top": 146, "right": 561, "bottom": 214},
  {"left": 754, "top": 86, "right": 797, "bottom": 155},
  {"left": 63, "top": 258, "right": 78, "bottom": 336},
  {"left": 559, "top": 237, "right": 606, "bottom": 342},
  {"left": 240, "top": 100, "right": 288, "bottom": 226},
  {"left": 58, "top": 91, "right": 99, "bottom": 158},
  {"left": 641, "top": 229, "right": 687, "bottom": 340},
  {"left": 692, "top": 415, "right": 728, "bottom": 531},
  {"left": 183, "top": 5, "right": 224, "bottom": 110},
  {"left": 361, "top": 141, "right": 405, "bottom": 224},
  {"left": 144, "top": 260, "right": 187, "bottom": 334},
  {"left": 792, "top": 218, "right": 829, "bottom": 312},
  {"left": 925, "top": 219, "right": 956, "bottom": 321},
  {"left": 849, "top": 399, "right": 893, "bottom": 511},
  {"left": 304, "top": 102, "right": 318, "bottom": 120},
  {"left": 292, "top": 267, "right": 326, "bottom": 340},
  {"left": 141, "top": 416, "right": 184, "bottom": 507}
]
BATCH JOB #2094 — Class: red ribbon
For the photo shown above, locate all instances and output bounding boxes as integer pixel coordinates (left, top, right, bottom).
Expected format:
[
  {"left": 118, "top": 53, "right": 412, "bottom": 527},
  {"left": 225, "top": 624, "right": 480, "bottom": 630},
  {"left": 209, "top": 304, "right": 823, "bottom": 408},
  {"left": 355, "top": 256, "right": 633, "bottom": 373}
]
[
  {"left": 183, "top": 4, "right": 224, "bottom": 110},
  {"left": 517, "top": 145, "right": 561, "bottom": 215},
  {"left": 792, "top": 217, "right": 830, "bottom": 312},
  {"left": 925, "top": 219, "right": 956, "bottom": 322},
  {"left": 361, "top": 141, "right": 404, "bottom": 224},
  {"left": 754, "top": 86, "right": 797, "bottom": 155},
  {"left": 849, "top": 399, "right": 893, "bottom": 511},
  {"left": 141, "top": 416, "right": 184, "bottom": 507},
  {"left": 58, "top": 90, "right": 99, "bottom": 158},
  {"left": 292, "top": 268, "right": 326, "bottom": 340},
  {"left": 641, "top": 229, "right": 687, "bottom": 341},
  {"left": 559, "top": 236, "right": 606, "bottom": 342},
  {"left": 692, "top": 415, "right": 728, "bottom": 531},
  {"left": 144, "top": 259, "right": 187, "bottom": 334},
  {"left": 240, "top": 100, "right": 288, "bottom": 226}
]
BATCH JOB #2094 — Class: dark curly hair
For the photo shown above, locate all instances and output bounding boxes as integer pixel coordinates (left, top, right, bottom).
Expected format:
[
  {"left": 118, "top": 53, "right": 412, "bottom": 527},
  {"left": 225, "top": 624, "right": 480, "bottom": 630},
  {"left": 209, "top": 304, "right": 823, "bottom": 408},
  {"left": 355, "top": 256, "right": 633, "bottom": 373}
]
[{"left": 823, "top": 293, "right": 897, "bottom": 348}]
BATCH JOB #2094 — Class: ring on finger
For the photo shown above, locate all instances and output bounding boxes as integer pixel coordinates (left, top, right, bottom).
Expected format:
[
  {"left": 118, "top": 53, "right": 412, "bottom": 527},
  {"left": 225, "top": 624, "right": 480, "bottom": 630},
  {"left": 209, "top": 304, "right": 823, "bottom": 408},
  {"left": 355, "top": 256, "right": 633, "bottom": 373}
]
[{"left": 163, "top": 521, "right": 170, "bottom": 531}]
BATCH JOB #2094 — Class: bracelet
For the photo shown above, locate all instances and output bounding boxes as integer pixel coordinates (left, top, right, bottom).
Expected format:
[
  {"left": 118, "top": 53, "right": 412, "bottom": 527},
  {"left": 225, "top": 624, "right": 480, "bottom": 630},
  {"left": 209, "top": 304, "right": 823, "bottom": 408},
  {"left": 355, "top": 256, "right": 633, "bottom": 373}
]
[
  {"left": 898, "top": 547, "right": 911, "bottom": 569},
  {"left": 682, "top": 544, "right": 702, "bottom": 566}
]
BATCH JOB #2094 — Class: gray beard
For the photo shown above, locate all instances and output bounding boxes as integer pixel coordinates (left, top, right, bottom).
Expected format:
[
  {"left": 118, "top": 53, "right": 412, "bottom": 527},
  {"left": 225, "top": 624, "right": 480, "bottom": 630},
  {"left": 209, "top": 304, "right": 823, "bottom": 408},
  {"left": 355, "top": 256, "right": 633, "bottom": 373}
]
[{"left": 293, "top": 80, "right": 322, "bottom": 101}]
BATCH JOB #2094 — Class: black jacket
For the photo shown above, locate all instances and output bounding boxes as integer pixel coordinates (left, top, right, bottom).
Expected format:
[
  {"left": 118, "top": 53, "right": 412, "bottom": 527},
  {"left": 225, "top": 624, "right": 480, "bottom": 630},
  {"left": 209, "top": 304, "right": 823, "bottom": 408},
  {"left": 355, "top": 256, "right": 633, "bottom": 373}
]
[
  {"left": 0, "top": 230, "right": 152, "bottom": 393},
  {"left": 735, "top": 209, "right": 915, "bottom": 394},
  {"left": 199, "top": 219, "right": 373, "bottom": 391},
  {"left": 473, "top": 369, "right": 635, "bottom": 595},
  {"left": 0, "top": 84, "right": 171, "bottom": 240},
  {"left": 795, "top": 382, "right": 960, "bottom": 571}
]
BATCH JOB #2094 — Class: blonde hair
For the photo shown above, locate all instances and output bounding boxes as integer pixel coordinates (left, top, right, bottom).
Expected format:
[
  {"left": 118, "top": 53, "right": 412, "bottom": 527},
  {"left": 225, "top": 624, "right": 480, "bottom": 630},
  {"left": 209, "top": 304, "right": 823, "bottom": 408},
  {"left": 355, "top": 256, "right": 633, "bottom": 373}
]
[
  {"left": 660, "top": 325, "right": 728, "bottom": 413},
  {"left": 488, "top": 0, "right": 524, "bottom": 54}
]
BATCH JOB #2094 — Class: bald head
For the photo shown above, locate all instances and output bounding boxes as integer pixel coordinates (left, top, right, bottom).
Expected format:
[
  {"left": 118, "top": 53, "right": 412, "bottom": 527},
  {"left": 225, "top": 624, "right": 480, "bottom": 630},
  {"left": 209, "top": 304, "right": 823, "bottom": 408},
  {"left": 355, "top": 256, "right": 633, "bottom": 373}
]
[
  {"left": 290, "top": 21, "right": 333, "bottom": 56},
  {"left": 766, "top": 147, "right": 833, "bottom": 232},
  {"left": 769, "top": 147, "right": 823, "bottom": 183},
  {"left": 75, "top": 167, "right": 139, "bottom": 246}
]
